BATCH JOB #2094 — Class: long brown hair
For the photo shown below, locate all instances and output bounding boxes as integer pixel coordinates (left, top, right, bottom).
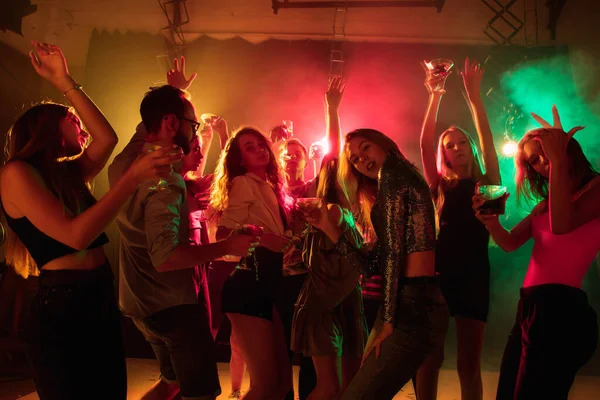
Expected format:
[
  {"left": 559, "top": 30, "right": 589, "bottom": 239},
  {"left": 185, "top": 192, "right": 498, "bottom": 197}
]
[
  {"left": 434, "top": 126, "right": 487, "bottom": 223},
  {"left": 516, "top": 129, "right": 598, "bottom": 205},
  {"left": 2, "top": 102, "right": 91, "bottom": 278},
  {"left": 210, "top": 127, "right": 291, "bottom": 223},
  {"left": 338, "top": 128, "right": 402, "bottom": 241}
]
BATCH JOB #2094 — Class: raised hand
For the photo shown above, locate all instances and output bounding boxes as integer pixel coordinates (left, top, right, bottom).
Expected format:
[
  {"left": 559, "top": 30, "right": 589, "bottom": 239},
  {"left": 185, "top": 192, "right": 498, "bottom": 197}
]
[
  {"left": 270, "top": 125, "right": 290, "bottom": 143},
  {"left": 167, "top": 56, "right": 197, "bottom": 91},
  {"left": 29, "top": 41, "right": 72, "bottom": 88},
  {"left": 530, "top": 104, "right": 584, "bottom": 138},
  {"left": 309, "top": 142, "right": 325, "bottom": 161},
  {"left": 421, "top": 60, "right": 450, "bottom": 95},
  {"left": 461, "top": 57, "right": 484, "bottom": 98},
  {"left": 212, "top": 116, "right": 228, "bottom": 138},
  {"left": 326, "top": 75, "right": 347, "bottom": 110}
]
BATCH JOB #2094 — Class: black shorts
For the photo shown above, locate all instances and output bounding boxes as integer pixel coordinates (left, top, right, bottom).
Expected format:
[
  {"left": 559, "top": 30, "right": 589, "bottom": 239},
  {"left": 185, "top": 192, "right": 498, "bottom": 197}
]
[
  {"left": 439, "top": 271, "right": 490, "bottom": 322},
  {"left": 221, "top": 247, "right": 283, "bottom": 321},
  {"left": 132, "top": 304, "right": 220, "bottom": 398}
]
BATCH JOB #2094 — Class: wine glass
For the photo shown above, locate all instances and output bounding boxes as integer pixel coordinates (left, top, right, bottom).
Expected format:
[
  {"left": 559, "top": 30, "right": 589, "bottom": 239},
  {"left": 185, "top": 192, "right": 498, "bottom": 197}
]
[
  {"left": 282, "top": 120, "right": 294, "bottom": 137},
  {"left": 296, "top": 197, "right": 322, "bottom": 233},
  {"left": 424, "top": 58, "right": 454, "bottom": 77},
  {"left": 142, "top": 142, "right": 171, "bottom": 192}
]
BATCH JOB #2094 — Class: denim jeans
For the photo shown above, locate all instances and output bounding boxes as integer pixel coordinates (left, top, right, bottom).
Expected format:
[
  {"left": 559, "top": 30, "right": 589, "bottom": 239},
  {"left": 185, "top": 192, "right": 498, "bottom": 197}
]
[
  {"left": 132, "top": 304, "right": 221, "bottom": 399},
  {"left": 342, "top": 278, "right": 449, "bottom": 399},
  {"left": 496, "top": 284, "right": 598, "bottom": 400},
  {"left": 25, "top": 264, "right": 127, "bottom": 400}
]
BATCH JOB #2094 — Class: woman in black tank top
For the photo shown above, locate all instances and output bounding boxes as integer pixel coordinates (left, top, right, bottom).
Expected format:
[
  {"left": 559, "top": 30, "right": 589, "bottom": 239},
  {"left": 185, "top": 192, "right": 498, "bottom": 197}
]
[
  {"left": 0, "top": 42, "right": 181, "bottom": 400},
  {"left": 418, "top": 58, "right": 502, "bottom": 399}
]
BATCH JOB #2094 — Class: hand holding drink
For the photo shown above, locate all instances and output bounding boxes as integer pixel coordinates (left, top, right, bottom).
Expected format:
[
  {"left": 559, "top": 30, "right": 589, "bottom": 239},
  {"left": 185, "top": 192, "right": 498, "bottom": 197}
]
[
  {"left": 473, "top": 185, "right": 509, "bottom": 229},
  {"left": 475, "top": 185, "right": 507, "bottom": 215},
  {"left": 424, "top": 58, "right": 454, "bottom": 77},
  {"left": 422, "top": 58, "right": 453, "bottom": 94},
  {"left": 142, "top": 142, "right": 181, "bottom": 191}
]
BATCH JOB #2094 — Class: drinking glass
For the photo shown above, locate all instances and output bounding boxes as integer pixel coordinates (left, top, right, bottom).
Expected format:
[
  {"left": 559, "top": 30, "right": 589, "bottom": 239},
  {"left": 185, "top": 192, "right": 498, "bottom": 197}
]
[
  {"left": 143, "top": 143, "right": 171, "bottom": 192},
  {"left": 424, "top": 58, "right": 454, "bottom": 77},
  {"left": 282, "top": 120, "right": 294, "bottom": 137},
  {"left": 296, "top": 197, "right": 322, "bottom": 232},
  {"left": 477, "top": 185, "right": 507, "bottom": 215}
]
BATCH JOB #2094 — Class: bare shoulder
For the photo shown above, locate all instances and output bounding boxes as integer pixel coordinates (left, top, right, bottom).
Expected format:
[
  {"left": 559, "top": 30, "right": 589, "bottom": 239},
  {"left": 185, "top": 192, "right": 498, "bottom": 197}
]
[
  {"left": 1, "top": 161, "right": 40, "bottom": 188},
  {"left": 0, "top": 161, "right": 43, "bottom": 215}
]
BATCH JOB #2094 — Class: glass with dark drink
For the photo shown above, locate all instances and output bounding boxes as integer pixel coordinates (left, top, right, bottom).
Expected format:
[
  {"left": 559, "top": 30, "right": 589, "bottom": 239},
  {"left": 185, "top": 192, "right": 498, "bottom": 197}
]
[{"left": 477, "top": 185, "right": 507, "bottom": 215}]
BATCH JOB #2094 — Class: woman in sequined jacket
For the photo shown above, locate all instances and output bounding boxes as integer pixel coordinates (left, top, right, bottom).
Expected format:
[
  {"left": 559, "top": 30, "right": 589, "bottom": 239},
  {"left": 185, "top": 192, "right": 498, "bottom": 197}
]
[{"left": 308, "top": 128, "right": 449, "bottom": 399}]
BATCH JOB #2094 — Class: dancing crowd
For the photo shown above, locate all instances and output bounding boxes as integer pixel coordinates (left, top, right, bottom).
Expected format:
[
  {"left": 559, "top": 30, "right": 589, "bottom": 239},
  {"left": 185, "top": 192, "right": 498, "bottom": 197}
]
[{"left": 1, "top": 41, "right": 599, "bottom": 400}]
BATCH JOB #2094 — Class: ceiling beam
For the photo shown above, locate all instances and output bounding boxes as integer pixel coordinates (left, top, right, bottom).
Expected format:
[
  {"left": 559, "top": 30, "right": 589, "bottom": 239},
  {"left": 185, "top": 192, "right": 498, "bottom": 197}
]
[{"left": 272, "top": 1, "right": 445, "bottom": 14}]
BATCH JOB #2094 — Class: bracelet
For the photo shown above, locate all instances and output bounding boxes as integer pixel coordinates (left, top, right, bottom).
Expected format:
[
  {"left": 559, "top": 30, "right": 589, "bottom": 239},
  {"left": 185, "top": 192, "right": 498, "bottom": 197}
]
[{"left": 63, "top": 84, "right": 83, "bottom": 96}]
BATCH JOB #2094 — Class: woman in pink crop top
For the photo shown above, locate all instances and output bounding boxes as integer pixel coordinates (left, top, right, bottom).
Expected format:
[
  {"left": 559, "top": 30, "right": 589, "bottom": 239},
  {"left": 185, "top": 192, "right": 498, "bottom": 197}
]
[{"left": 473, "top": 106, "right": 600, "bottom": 400}]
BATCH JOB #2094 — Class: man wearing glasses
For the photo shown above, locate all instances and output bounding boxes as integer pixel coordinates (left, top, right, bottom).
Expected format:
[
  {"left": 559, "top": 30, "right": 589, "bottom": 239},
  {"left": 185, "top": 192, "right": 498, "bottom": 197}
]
[{"left": 109, "top": 85, "right": 250, "bottom": 400}]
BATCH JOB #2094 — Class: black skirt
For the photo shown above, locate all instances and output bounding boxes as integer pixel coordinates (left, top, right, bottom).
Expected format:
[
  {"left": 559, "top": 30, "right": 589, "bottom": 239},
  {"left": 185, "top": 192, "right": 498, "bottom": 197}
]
[{"left": 221, "top": 247, "right": 283, "bottom": 321}]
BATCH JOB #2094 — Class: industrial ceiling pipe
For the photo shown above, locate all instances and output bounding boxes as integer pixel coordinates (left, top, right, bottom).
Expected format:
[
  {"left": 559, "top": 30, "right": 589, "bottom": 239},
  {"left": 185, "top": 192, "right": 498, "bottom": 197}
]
[{"left": 272, "top": 1, "right": 445, "bottom": 14}]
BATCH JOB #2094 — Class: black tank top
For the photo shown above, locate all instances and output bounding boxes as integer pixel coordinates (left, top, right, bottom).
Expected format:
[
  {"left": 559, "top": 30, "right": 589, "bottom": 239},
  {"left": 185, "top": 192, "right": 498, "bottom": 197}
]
[
  {"left": 435, "top": 178, "right": 490, "bottom": 274},
  {"left": 2, "top": 195, "right": 109, "bottom": 269}
]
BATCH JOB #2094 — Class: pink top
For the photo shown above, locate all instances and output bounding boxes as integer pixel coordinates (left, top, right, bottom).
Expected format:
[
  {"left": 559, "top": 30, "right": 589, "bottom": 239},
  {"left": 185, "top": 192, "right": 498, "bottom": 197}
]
[{"left": 524, "top": 212, "right": 600, "bottom": 288}]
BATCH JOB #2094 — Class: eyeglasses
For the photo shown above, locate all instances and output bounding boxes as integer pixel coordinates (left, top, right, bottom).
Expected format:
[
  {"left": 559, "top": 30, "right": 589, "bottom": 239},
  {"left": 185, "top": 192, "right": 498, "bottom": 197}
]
[{"left": 179, "top": 117, "right": 200, "bottom": 134}]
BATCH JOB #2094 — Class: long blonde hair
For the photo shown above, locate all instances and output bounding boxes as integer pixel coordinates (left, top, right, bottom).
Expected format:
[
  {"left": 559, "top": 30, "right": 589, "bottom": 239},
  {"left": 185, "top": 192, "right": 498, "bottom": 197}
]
[
  {"left": 515, "top": 129, "right": 598, "bottom": 206},
  {"left": 338, "top": 129, "right": 402, "bottom": 241},
  {"left": 434, "top": 126, "right": 486, "bottom": 222},
  {"left": 2, "top": 102, "right": 90, "bottom": 278}
]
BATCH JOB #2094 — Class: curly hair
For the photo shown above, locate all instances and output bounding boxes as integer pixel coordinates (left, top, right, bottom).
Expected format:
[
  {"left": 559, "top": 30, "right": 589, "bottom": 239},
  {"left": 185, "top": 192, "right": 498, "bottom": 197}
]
[{"left": 210, "top": 126, "right": 291, "bottom": 220}]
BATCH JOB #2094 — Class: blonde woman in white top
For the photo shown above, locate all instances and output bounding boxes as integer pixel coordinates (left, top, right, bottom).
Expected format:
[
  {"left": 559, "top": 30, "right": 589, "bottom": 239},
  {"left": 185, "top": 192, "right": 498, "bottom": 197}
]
[{"left": 211, "top": 127, "right": 293, "bottom": 400}]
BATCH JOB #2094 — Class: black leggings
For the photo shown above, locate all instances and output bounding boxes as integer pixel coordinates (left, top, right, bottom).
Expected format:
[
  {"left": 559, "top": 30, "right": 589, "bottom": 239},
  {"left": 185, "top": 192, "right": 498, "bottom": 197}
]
[
  {"left": 25, "top": 264, "right": 126, "bottom": 400},
  {"left": 496, "top": 284, "right": 598, "bottom": 400}
]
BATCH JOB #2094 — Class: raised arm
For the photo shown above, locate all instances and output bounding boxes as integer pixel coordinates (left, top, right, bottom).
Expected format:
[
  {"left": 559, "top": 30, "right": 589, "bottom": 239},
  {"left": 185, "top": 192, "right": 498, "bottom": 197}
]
[
  {"left": 531, "top": 125, "right": 600, "bottom": 234},
  {"left": 325, "top": 76, "right": 346, "bottom": 158},
  {"left": 461, "top": 57, "right": 500, "bottom": 184},
  {"left": 529, "top": 107, "right": 598, "bottom": 234},
  {"left": 166, "top": 56, "right": 197, "bottom": 91},
  {"left": 0, "top": 148, "right": 182, "bottom": 251},
  {"left": 213, "top": 117, "right": 229, "bottom": 152},
  {"left": 197, "top": 116, "right": 228, "bottom": 176},
  {"left": 419, "top": 61, "right": 449, "bottom": 190},
  {"left": 30, "top": 41, "right": 118, "bottom": 181}
]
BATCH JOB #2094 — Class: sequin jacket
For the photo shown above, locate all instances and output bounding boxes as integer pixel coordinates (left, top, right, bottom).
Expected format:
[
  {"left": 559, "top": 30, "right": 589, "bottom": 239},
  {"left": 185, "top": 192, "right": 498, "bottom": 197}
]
[{"left": 335, "top": 152, "right": 436, "bottom": 324}]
